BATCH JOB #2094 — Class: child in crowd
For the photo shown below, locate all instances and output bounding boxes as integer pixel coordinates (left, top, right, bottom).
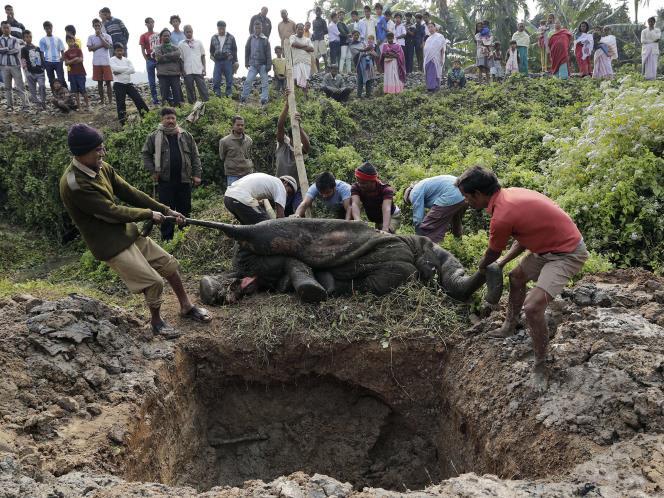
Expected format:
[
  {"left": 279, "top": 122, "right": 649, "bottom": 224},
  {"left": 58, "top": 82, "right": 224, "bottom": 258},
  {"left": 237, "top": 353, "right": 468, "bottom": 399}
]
[
  {"left": 272, "top": 46, "right": 287, "bottom": 92},
  {"left": 447, "top": 59, "right": 466, "bottom": 88},
  {"left": 51, "top": 80, "right": 77, "bottom": 113},
  {"left": 64, "top": 35, "right": 89, "bottom": 110},
  {"left": 537, "top": 19, "right": 548, "bottom": 71},
  {"left": 87, "top": 18, "right": 113, "bottom": 104},
  {"left": 505, "top": 40, "right": 519, "bottom": 75},
  {"left": 21, "top": 30, "right": 47, "bottom": 109},
  {"left": 490, "top": 41, "right": 503, "bottom": 81}
]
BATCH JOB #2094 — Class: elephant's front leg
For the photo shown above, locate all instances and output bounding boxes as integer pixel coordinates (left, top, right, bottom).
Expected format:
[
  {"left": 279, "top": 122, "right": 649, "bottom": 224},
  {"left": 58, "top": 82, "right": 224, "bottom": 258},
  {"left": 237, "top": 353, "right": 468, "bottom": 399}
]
[{"left": 285, "top": 258, "right": 328, "bottom": 303}]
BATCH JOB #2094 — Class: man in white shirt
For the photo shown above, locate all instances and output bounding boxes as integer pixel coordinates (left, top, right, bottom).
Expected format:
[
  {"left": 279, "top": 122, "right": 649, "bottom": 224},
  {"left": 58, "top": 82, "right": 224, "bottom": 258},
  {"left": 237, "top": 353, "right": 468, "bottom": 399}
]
[
  {"left": 358, "top": 5, "right": 376, "bottom": 42},
  {"left": 393, "top": 13, "right": 406, "bottom": 47},
  {"left": 223, "top": 172, "right": 295, "bottom": 225},
  {"left": 328, "top": 12, "right": 341, "bottom": 66},
  {"left": 110, "top": 42, "right": 149, "bottom": 125},
  {"left": 179, "top": 25, "right": 208, "bottom": 103}
]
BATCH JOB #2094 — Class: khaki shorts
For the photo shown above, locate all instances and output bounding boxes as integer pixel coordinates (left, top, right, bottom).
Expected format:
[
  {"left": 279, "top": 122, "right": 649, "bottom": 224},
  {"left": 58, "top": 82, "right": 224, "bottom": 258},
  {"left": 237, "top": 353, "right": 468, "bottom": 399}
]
[
  {"left": 313, "top": 39, "right": 327, "bottom": 58},
  {"left": 106, "top": 237, "right": 179, "bottom": 308},
  {"left": 518, "top": 241, "right": 589, "bottom": 298}
]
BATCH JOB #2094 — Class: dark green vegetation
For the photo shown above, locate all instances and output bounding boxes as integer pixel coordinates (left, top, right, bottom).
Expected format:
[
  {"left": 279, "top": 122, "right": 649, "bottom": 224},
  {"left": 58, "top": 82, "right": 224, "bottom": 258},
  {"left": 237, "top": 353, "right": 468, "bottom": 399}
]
[{"left": 1, "top": 75, "right": 661, "bottom": 300}]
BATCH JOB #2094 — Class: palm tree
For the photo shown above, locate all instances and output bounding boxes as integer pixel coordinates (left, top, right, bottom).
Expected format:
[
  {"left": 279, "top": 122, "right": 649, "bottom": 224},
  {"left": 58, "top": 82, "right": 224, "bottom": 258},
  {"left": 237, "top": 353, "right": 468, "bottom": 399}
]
[{"left": 633, "top": 0, "right": 650, "bottom": 24}]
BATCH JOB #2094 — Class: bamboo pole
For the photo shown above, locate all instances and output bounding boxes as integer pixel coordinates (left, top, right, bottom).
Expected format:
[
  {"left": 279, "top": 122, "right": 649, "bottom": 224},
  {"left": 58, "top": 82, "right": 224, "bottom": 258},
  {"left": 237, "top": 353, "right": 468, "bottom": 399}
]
[{"left": 283, "top": 38, "right": 311, "bottom": 218}]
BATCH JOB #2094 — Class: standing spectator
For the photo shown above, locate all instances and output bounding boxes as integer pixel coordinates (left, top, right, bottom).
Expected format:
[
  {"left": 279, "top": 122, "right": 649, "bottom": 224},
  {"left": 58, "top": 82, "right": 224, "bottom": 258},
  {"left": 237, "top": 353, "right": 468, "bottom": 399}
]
[
  {"left": 169, "top": 15, "right": 185, "bottom": 45},
  {"left": 338, "top": 10, "right": 351, "bottom": 73},
  {"left": 328, "top": 12, "right": 341, "bottom": 67},
  {"left": 543, "top": 13, "right": 556, "bottom": 71},
  {"left": 505, "top": 40, "right": 519, "bottom": 76},
  {"left": 474, "top": 21, "right": 493, "bottom": 84},
  {"left": 179, "top": 25, "right": 208, "bottom": 103},
  {"left": 384, "top": 10, "right": 395, "bottom": 38},
  {"left": 312, "top": 6, "right": 328, "bottom": 71},
  {"left": 223, "top": 172, "right": 289, "bottom": 224},
  {"left": 403, "top": 175, "right": 466, "bottom": 243},
  {"left": 393, "top": 13, "right": 406, "bottom": 49},
  {"left": 154, "top": 29, "right": 184, "bottom": 106},
  {"left": 447, "top": 59, "right": 466, "bottom": 88},
  {"left": 348, "top": 10, "right": 360, "bottom": 35},
  {"left": 358, "top": 5, "right": 376, "bottom": 43},
  {"left": 641, "top": 17, "right": 661, "bottom": 80},
  {"left": 276, "top": 93, "right": 310, "bottom": 185},
  {"left": 210, "top": 21, "right": 238, "bottom": 98},
  {"left": 423, "top": 23, "right": 447, "bottom": 92},
  {"left": 350, "top": 162, "right": 401, "bottom": 233},
  {"left": 349, "top": 30, "right": 378, "bottom": 98},
  {"left": 574, "top": 22, "right": 593, "bottom": 77},
  {"left": 511, "top": 22, "right": 530, "bottom": 75},
  {"left": 293, "top": 172, "right": 352, "bottom": 220},
  {"left": 110, "top": 43, "right": 149, "bottom": 125},
  {"left": 592, "top": 26, "right": 617, "bottom": 79},
  {"left": 64, "top": 25, "right": 82, "bottom": 48},
  {"left": 219, "top": 115, "right": 253, "bottom": 186},
  {"left": 321, "top": 64, "right": 352, "bottom": 101},
  {"left": 272, "top": 46, "right": 287, "bottom": 92},
  {"left": 142, "top": 107, "right": 202, "bottom": 240},
  {"left": 414, "top": 13, "right": 425, "bottom": 71},
  {"left": 404, "top": 12, "right": 416, "bottom": 73},
  {"left": 379, "top": 32, "right": 405, "bottom": 94},
  {"left": 21, "top": 30, "right": 47, "bottom": 109},
  {"left": 304, "top": 21, "right": 312, "bottom": 38},
  {"left": 290, "top": 24, "right": 314, "bottom": 96},
  {"left": 249, "top": 7, "right": 271, "bottom": 38},
  {"left": 241, "top": 20, "right": 271, "bottom": 105},
  {"left": 0, "top": 20, "right": 26, "bottom": 109},
  {"left": 374, "top": 3, "right": 386, "bottom": 46},
  {"left": 139, "top": 17, "right": 160, "bottom": 105},
  {"left": 87, "top": 19, "right": 113, "bottom": 105},
  {"left": 548, "top": 21, "right": 572, "bottom": 79},
  {"left": 39, "top": 21, "right": 66, "bottom": 87},
  {"left": 278, "top": 10, "right": 297, "bottom": 45},
  {"left": 4, "top": 4, "right": 24, "bottom": 40},
  {"left": 490, "top": 41, "right": 504, "bottom": 82},
  {"left": 50, "top": 80, "right": 76, "bottom": 112},
  {"left": 63, "top": 35, "right": 89, "bottom": 110},
  {"left": 537, "top": 20, "right": 548, "bottom": 72},
  {"left": 99, "top": 7, "right": 128, "bottom": 56}
]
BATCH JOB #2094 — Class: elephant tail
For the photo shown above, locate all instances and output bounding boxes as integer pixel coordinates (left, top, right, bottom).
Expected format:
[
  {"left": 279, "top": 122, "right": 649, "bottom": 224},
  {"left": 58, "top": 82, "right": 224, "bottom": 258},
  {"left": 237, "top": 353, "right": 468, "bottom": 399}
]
[{"left": 184, "top": 218, "right": 256, "bottom": 242}]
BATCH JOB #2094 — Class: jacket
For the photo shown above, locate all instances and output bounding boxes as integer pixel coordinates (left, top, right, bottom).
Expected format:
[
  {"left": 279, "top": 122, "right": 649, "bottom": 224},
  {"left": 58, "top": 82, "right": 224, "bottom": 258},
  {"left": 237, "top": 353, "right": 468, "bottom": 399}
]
[
  {"left": 153, "top": 43, "right": 182, "bottom": 76},
  {"left": 244, "top": 34, "right": 271, "bottom": 69},
  {"left": 219, "top": 133, "right": 254, "bottom": 176},
  {"left": 210, "top": 33, "right": 238, "bottom": 63},
  {"left": 142, "top": 129, "right": 202, "bottom": 183},
  {"left": 248, "top": 14, "right": 272, "bottom": 37}
]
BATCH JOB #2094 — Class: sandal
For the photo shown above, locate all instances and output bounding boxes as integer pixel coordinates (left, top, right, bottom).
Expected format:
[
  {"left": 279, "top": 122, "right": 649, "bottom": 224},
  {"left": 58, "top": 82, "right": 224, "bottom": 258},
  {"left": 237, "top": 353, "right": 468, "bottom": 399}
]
[
  {"left": 152, "top": 321, "right": 181, "bottom": 339},
  {"left": 181, "top": 306, "right": 212, "bottom": 323}
]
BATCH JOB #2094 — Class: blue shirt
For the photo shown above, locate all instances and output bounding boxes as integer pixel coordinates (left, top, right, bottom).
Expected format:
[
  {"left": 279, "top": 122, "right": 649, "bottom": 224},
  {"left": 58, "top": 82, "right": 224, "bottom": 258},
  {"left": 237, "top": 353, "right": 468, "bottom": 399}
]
[
  {"left": 39, "top": 35, "right": 65, "bottom": 63},
  {"left": 306, "top": 180, "right": 351, "bottom": 210},
  {"left": 376, "top": 15, "right": 387, "bottom": 42},
  {"left": 410, "top": 175, "right": 464, "bottom": 226},
  {"left": 170, "top": 31, "right": 186, "bottom": 45},
  {"left": 415, "top": 22, "right": 426, "bottom": 45}
]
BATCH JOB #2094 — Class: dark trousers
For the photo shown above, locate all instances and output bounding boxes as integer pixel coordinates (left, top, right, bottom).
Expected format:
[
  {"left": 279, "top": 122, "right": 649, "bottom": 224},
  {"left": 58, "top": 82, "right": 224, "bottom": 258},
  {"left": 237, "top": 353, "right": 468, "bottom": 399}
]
[
  {"left": 158, "top": 182, "right": 191, "bottom": 240},
  {"left": 224, "top": 196, "right": 270, "bottom": 225},
  {"left": 158, "top": 74, "right": 183, "bottom": 105},
  {"left": 44, "top": 60, "right": 66, "bottom": 88},
  {"left": 405, "top": 40, "right": 415, "bottom": 73},
  {"left": 415, "top": 45, "right": 424, "bottom": 71},
  {"left": 273, "top": 76, "right": 286, "bottom": 92},
  {"left": 145, "top": 58, "right": 159, "bottom": 104},
  {"left": 184, "top": 74, "right": 209, "bottom": 103},
  {"left": 356, "top": 71, "right": 374, "bottom": 97},
  {"left": 323, "top": 87, "right": 352, "bottom": 102},
  {"left": 329, "top": 41, "right": 341, "bottom": 66},
  {"left": 113, "top": 82, "right": 150, "bottom": 125},
  {"left": 212, "top": 59, "right": 234, "bottom": 97}
]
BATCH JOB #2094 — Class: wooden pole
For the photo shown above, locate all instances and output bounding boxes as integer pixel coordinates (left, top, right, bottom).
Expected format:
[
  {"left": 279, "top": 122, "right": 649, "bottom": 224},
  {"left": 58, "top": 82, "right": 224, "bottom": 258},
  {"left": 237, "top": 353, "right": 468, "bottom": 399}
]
[{"left": 283, "top": 38, "right": 311, "bottom": 218}]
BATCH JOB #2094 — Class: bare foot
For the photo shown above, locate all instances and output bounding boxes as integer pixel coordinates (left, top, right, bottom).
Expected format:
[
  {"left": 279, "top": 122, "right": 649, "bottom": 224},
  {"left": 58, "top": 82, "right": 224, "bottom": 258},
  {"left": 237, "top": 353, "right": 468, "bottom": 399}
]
[
  {"left": 531, "top": 362, "right": 549, "bottom": 393},
  {"left": 488, "top": 320, "right": 517, "bottom": 338}
]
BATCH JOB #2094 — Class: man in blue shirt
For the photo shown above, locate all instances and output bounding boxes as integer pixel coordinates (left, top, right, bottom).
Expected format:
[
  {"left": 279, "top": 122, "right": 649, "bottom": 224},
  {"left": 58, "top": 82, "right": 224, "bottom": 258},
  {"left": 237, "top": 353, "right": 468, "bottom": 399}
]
[
  {"left": 293, "top": 172, "right": 352, "bottom": 219},
  {"left": 404, "top": 175, "right": 467, "bottom": 243},
  {"left": 375, "top": 3, "right": 386, "bottom": 46}
]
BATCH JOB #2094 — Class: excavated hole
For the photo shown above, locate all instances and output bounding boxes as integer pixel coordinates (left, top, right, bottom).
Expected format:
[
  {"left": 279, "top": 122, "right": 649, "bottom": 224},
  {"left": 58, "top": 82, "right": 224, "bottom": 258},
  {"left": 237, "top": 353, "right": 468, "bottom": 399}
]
[{"left": 125, "top": 345, "right": 487, "bottom": 492}]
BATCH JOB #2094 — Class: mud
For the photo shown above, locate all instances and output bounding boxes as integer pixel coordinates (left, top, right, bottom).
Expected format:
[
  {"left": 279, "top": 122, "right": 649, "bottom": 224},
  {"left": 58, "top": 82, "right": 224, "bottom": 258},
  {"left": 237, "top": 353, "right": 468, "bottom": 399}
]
[{"left": 0, "top": 271, "right": 663, "bottom": 497}]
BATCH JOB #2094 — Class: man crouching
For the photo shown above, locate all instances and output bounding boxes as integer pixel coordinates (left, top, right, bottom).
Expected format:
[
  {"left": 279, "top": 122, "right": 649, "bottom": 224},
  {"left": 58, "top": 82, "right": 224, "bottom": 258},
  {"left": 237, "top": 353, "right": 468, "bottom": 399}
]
[{"left": 59, "top": 124, "right": 211, "bottom": 338}]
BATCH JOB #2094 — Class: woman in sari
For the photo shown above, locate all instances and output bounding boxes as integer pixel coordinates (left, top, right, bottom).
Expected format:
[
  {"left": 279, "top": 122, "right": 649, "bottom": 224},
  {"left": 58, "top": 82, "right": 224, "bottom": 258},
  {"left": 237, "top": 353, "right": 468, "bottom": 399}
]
[
  {"left": 574, "top": 21, "right": 593, "bottom": 77},
  {"left": 379, "top": 31, "right": 406, "bottom": 94},
  {"left": 474, "top": 21, "right": 492, "bottom": 84},
  {"left": 547, "top": 21, "right": 573, "bottom": 79},
  {"left": 641, "top": 17, "right": 661, "bottom": 80},
  {"left": 423, "top": 22, "right": 447, "bottom": 91},
  {"left": 592, "top": 26, "right": 617, "bottom": 79}
]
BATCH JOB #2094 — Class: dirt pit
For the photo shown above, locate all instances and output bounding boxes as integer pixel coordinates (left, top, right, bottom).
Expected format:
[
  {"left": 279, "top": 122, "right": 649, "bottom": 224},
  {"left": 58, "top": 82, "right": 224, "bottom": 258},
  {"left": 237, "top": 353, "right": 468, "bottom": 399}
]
[{"left": 124, "top": 341, "right": 480, "bottom": 493}]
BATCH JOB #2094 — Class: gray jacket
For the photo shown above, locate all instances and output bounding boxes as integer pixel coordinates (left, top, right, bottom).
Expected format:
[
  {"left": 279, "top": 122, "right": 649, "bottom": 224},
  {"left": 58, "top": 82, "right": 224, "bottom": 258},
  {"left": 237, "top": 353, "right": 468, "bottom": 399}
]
[{"left": 142, "top": 129, "right": 202, "bottom": 183}]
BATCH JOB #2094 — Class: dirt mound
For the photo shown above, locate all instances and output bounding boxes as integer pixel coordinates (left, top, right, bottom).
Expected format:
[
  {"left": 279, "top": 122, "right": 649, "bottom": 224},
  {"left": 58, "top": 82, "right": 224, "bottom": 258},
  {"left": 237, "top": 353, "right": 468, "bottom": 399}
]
[{"left": 0, "top": 271, "right": 663, "bottom": 497}]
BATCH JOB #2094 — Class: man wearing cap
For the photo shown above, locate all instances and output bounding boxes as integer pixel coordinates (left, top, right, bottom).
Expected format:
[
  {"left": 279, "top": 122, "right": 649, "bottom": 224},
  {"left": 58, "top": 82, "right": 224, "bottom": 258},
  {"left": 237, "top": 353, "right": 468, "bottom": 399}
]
[
  {"left": 209, "top": 20, "right": 238, "bottom": 98},
  {"left": 403, "top": 175, "right": 467, "bottom": 243},
  {"left": 60, "top": 124, "right": 211, "bottom": 339},
  {"left": 350, "top": 162, "right": 401, "bottom": 233},
  {"left": 223, "top": 172, "right": 295, "bottom": 225}
]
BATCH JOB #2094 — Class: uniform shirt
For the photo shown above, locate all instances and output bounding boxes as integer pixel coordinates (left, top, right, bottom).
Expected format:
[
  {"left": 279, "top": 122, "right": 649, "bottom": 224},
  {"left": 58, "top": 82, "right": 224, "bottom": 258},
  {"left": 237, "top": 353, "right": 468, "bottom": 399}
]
[
  {"left": 487, "top": 187, "right": 582, "bottom": 254},
  {"left": 351, "top": 181, "right": 398, "bottom": 224},
  {"left": 306, "top": 180, "right": 351, "bottom": 211},
  {"left": 409, "top": 175, "right": 464, "bottom": 226},
  {"left": 109, "top": 56, "right": 135, "bottom": 83},
  {"left": 87, "top": 33, "right": 112, "bottom": 65},
  {"left": 179, "top": 38, "right": 205, "bottom": 75},
  {"left": 224, "top": 172, "right": 287, "bottom": 209},
  {"left": 39, "top": 35, "right": 65, "bottom": 63}
]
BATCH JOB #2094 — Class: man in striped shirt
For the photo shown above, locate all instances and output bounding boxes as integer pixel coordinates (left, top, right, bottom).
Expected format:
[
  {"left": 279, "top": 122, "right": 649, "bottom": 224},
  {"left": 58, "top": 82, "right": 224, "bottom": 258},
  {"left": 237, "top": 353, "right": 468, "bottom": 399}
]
[
  {"left": 39, "top": 21, "right": 67, "bottom": 88},
  {"left": 0, "top": 20, "right": 27, "bottom": 109}
]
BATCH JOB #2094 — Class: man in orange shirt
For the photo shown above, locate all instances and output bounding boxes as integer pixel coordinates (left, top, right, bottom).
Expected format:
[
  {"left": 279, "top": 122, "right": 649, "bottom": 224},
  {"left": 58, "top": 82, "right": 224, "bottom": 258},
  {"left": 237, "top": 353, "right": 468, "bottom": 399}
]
[{"left": 456, "top": 166, "right": 588, "bottom": 391}]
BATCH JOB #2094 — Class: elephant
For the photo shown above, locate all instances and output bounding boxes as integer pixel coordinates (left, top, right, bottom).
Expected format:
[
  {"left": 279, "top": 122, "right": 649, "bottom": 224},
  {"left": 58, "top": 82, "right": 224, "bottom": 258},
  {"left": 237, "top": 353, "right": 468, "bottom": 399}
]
[{"left": 194, "top": 218, "right": 503, "bottom": 305}]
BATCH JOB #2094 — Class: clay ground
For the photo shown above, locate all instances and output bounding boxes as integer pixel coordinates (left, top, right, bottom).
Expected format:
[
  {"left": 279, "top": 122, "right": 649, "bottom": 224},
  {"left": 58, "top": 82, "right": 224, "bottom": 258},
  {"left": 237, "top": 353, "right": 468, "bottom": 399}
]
[{"left": 1, "top": 270, "right": 663, "bottom": 497}]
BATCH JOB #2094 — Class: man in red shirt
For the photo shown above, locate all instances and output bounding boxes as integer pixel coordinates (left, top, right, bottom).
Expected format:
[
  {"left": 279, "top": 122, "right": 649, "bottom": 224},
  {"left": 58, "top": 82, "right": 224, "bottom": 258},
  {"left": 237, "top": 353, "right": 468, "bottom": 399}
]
[
  {"left": 456, "top": 166, "right": 588, "bottom": 391},
  {"left": 139, "top": 17, "right": 160, "bottom": 105}
]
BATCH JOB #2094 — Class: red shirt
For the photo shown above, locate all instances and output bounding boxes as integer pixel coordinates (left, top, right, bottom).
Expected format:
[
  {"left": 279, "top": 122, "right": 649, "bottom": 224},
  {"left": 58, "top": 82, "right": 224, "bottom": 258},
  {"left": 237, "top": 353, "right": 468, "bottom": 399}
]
[
  {"left": 139, "top": 31, "right": 159, "bottom": 58},
  {"left": 64, "top": 48, "right": 86, "bottom": 75},
  {"left": 351, "top": 181, "right": 396, "bottom": 224},
  {"left": 487, "top": 187, "right": 581, "bottom": 254}
]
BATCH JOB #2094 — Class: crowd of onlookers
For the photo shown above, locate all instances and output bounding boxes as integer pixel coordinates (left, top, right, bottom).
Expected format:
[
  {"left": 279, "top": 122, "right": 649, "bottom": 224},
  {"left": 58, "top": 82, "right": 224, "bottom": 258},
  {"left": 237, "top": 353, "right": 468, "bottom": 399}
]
[{"left": 0, "top": 3, "right": 661, "bottom": 122}]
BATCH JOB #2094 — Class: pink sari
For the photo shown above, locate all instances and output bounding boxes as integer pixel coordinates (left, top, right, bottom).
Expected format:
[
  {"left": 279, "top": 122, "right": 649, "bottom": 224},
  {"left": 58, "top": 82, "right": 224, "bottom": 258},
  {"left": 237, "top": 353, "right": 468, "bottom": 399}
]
[{"left": 379, "top": 42, "right": 406, "bottom": 94}]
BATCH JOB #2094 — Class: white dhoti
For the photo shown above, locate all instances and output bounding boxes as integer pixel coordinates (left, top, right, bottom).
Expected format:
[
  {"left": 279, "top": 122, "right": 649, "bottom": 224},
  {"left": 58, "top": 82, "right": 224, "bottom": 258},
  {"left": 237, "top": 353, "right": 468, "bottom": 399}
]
[{"left": 293, "top": 62, "right": 311, "bottom": 88}]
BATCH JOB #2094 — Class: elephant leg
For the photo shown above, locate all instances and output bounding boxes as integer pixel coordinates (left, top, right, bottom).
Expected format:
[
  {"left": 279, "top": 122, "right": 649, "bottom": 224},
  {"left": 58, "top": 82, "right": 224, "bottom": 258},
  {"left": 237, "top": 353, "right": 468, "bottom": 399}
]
[
  {"left": 314, "top": 271, "right": 336, "bottom": 295},
  {"left": 200, "top": 274, "right": 244, "bottom": 305},
  {"left": 344, "top": 261, "right": 418, "bottom": 296},
  {"left": 433, "top": 246, "right": 503, "bottom": 303},
  {"left": 200, "top": 275, "right": 223, "bottom": 305},
  {"left": 285, "top": 258, "right": 328, "bottom": 303}
]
